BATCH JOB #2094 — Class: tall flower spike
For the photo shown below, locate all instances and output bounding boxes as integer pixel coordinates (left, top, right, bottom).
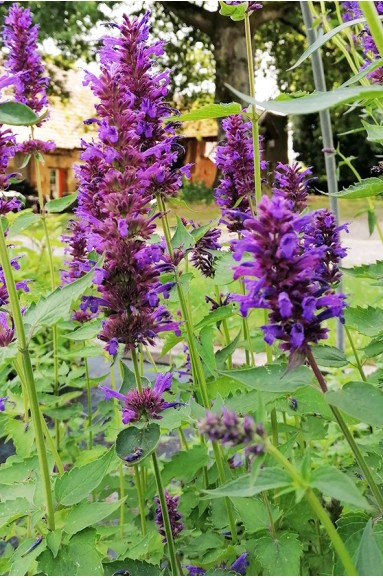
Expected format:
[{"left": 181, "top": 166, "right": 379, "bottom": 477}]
[
  {"left": 215, "top": 114, "right": 267, "bottom": 232},
  {"left": 231, "top": 195, "right": 347, "bottom": 361},
  {"left": 273, "top": 162, "right": 313, "bottom": 213},
  {"left": 3, "top": 3, "right": 49, "bottom": 113},
  {"left": 62, "top": 11, "right": 186, "bottom": 354},
  {"left": 155, "top": 490, "right": 183, "bottom": 543}
]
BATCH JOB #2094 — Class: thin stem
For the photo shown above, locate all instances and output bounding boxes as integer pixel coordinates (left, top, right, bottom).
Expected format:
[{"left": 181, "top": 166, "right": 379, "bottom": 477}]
[
  {"left": 244, "top": 12, "right": 261, "bottom": 210},
  {"left": 0, "top": 224, "right": 55, "bottom": 530},
  {"left": 215, "top": 285, "right": 233, "bottom": 369},
  {"left": 110, "top": 358, "right": 125, "bottom": 537},
  {"left": 85, "top": 355, "right": 93, "bottom": 449},
  {"left": 131, "top": 348, "right": 143, "bottom": 394},
  {"left": 134, "top": 464, "right": 147, "bottom": 536},
  {"left": 266, "top": 441, "right": 358, "bottom": 576},
  {"left": 178, "top": 427, "right": 189, "bottom": 451},
  {"left": 307, "top": 348, "right": 383, "bottom": 512},
  {"left": 360, "top": 2, "right": 383, "bottom": 58},
  {"left": 345, "top": 326, "right": 367, "bottom": 382},
  {"left": 262, "top": 492, "right": 276, "bottom": 538}
]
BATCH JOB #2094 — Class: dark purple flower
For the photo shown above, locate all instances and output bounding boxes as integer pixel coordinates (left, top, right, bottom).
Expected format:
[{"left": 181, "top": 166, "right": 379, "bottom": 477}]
[
  {"left": 215, "top": 114, "right": 267, "bottom": 232},
  {"left": 62, "top": 12, "right": 184, "bottom": 352},
  {"left": 186, "top": 566, "right": 206, "bottom": 576},
  {"left": 303, "top": 209, "right": 348, "bottom": 287},
  {"left": 100, "top": 372, "right": 182, "bottom": 424},
  {"left": 231, "top": 195, "right": 347, "bottom": 357},
  {"left": 0, "top": 396, "right": 7, "bottom": 411},
  {"left": 0, "top": 194, "right": 21, "bottom": 215},
  {"left": 155, "top": 490, "right": 183, "bottom": 543},
  {"left": 230, "top": 553, "right": 250, "bottom": 576},
  {"left": 182, "top": 219, "right": 221, "bottom": 278},
  {"left": 273, "top": 162, "right": 313, "bottom": 213},
  {"left": 3, "top": 3, "right": 49, "bottom": 113},
  {"left": 223, "top": 1, "right": 262, "bottom": 13},
  {"left": 0, "top": 312, "right": 14, "bottom": 346},
  {"left": 199, "top": 408, "right": 256, "bottom": 446},
  {"left": 16, "top": 139, "right": 56, "bottom": 155},
  {"left": 0, "top": 128, "right": 17, "bottom": 191}
]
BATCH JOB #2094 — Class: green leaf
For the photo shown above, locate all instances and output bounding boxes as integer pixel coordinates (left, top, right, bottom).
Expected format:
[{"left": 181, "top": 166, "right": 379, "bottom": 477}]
[
  {"left": 216, "top": 331, "right": 241, "bottom": 370},
  {"left": 213, "top": 251, "right": 236, "bottom": 286},
  {"left": 344, "top": 306, "right": 383, "bottom": 336},
  {"left": 311, "top": 465, "right": 369, "bottom": 510},
  {"left": 197, "top": 325, "right": 217, "bottom": 376},
  {"left": 63, "top": 498, "right": 126, "bottom": 535},
  {"left": 204, "top": 467, "right": 292, "bottom": 498},
  {"left": 0, "top": 101, "right": 41, "bottom": 126},
  {"left": 160, "top": 332, "right": 183, "bottom": 357},
  {"left": 0, "top": 497, "right": 30, "bottom": 529},
  {"left": 162, "top": 446, "right": 208, "bottom": 485},
  {"left": 55, "top": 447, "right": 116, "bottom": 506},
  {"left": 194, "top": 305, "right": 233, "bottom": 330},
  {"left": 219, "top": 364, "right": 312, "bottom": 393},
  {"left": 342, "top": 260, "right": 383, "bottom": 280},
  {"left": 171, "top": 102, "right": 241, "bottom": 122},
  {"left": 7, "top": 211, "right": 41, "bottom": 237},
  {"left": 342, "top": 58, "right": 383, "bottom": 87},
  {"left": 355, "top": 520, "right": 383, "bottom": 576},
  {"left": 219, "top": 0, "right": 247, "bottom": 20},
  {"left": 227, "top": 84, "right": 383, "bottom": 116},
  {"left": 364, "top": 337, "right": 383, "bottom": 358},
  {"left": 324, "top": 178, "right": 383, "bottom": 199},
  {"left": 38, "top": 528, "right": 103, "bottom": 576},
  {"left": 362, "top": 120, "right": 383, "bottom": 143},
  {"left": 64, "top": 318, "right": 101, "bottom": 341},
  {"left": 190, "top": 222, "right": 216, "bottom": 242},
  {"left": 103, "top": 559, "right": 161, "bottom": 576},
  {"left": 312, "top": 345, "right": 348, "bottom": 368},
  {"left": 233, "top": 497, "right": 281, "bottom": 534},
  {"left": 167, "top": 272, "right": 194, "bottom": 302},
  {"left": 171, "top": 215, "right": 195, "bottom": 250},
  {"left": 255, "top": 532, "right": 303, "bottom": 576},
  {"left": 24, "top": 256, "right": 103, "bottom": 339},
  {"left": 10, "top": 536, "right": 46, "bottom": 576},
  {"left": 368, "top": 208, "right": 377, "bottom": 236},
  {"left": 45, "top": 192, "right": 78, "bottom": 213},
  {"left": 326, "top": 381, "right": 383, "bottom": 428},
  {"left": 46, "top": 529, "right": 62, "bottom": 559},
  {"left": 289, "top": 16, "right": 374, "bottom": 71},
  {"left": 116, "top": 423, "right": 160, "bottom": 466},
  {"left": 119, "top": 361, "right": 137, "bottom": 394}
]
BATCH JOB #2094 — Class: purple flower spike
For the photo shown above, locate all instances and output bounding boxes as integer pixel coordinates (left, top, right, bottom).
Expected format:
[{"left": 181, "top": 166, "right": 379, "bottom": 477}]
[
  {"left": 214, "top": 114, "right": 267, "bottom": 232},
  {"left": 186, "top": 566, "right": 206, "bottom": 576},
  {"left": 231, "top": 195, "right": 347, "bottom": 359},
  {"left": 100, "top": 372, "right": 182, "bottom": 424},
  {"left": 0, "top": 396, "right": 8, "bottom": 411},
  {"left": 199, "top": 409, "right": 256, "bottom": 446},
  {"left": 273, "top": 162, "right": 313, "bottom": 213},
  {"left": 230, "top": 553, "right": 250, "bottom": 576},
  {"left": 155, "top": 490, "right": 183, "bottom": 543},
  {"left": 3, "top": 3, "right": 49, "bottom": 114},
  {"left": 0, "top": 312, "right": 14, "bottom": 347}
]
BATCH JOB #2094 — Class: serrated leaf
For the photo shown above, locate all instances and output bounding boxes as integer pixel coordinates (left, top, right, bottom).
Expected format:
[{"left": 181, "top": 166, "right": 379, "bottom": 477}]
[
  {"left": 219, "top": 0, "right": 247, "bottom": 20},
  {"left": 55, "top": 447, "right": 116, "bottom": 506},
  {"left": 312, "top": 345, "right": 348, "bottom": 368},
  {"left": 116, "top": 423, "right": 160, "bottom": 466},
  {"left": 324, "top": 178, "right": 383, "bottom": 199},
  {"left": 355, "top": 519, "right": 383, "bottom": 576},
  {"left": 171, "top": 102, "right": 242, "bottom": 122},
  {"left": 194, "top": 304, "right": 233, "bottom": 330},
  {"left": 255, "top": 532, "right": 303, "bottom": 576},
  {"left": 10, "top": 536, "right": 46, "bottom": 576},
  {"left": 326, "top": 381, "right": 383, "bottom": 428},
  {"left": 213, "top": 251, "right": 236, "bottom": 286},
  {"left": 103, "top": 559, "right": 161, "bottom": 576},
  {"left": 219, "top": 364, "right": 312, "bottom": 393},
  {"left": 342, "top": 261, "right": 383, "bottom": 280},
  {"left": 311, "top": 465, "right": 369, "bottom": 510},
  {"left": 0, "top": 497, "right": 30, "bottom": 529},
  {"left": 162, "top": 446, "right": 208, "bottom": 485},
  {"left": 171, "top": 215, "right": 195, "bottom": 250},
  {"left": 63, "top": 498, "right": 126, "bottom": 535},
  {"left": 228, "top": 84, "right": 383, "bottom": 116},
  {"left": 344, "top": 306, "right": 383, "bottom": 336},
  {"left": 24, "top": 256, "right": 103, "bottom": 339},
  {"left": 64, "top": 318, "right": 102, "bottom": 341},
  {"left": 204, "top": 467, "right": 292, "bottom": 498},
  {"left": 364, "top": 337, "right": 383, "bottom": 358},
  {"left": 160, "top": 332, "right": 183, "bottom": 357},
  {"left": 362, "top": 120, "right": 383, "bottom": 143},
  {"left": 45, "top": 192, "right": 78, "bottom": 213},
  {"left": 7, "top": 211, "right": 41, "bottom": 237}
]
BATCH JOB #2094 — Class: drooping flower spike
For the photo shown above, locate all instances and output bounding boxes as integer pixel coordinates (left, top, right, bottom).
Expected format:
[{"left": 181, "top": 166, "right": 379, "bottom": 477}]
[
  {"left": 231, "top": 195, "right": 347, "bottom": 360},
  {"left": 155, "top": 490, "right": 184, "bottom": 543},
  {"left": 100, "top": 372, "right": 183, "bottom": 424},
  {"left": 3, "top": 3, "right": 49, "bottom": 114}
]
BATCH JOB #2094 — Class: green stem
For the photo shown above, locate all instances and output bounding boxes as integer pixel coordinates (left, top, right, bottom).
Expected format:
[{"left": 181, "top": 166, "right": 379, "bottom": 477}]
[
  {"left": 266, "top": 441, "right": 358, "bottom": 576},
  {"left": 307, "top": 348, "right": 383, "bottom": 512},
  {"left": 85, "top": 355, "right": 93, "bottom": 449},
  {"left": 262, "top": 492, "right": 276, "bottom": 538},
  {"left": 345, "top": 326, "right": 367, "bottom": 382},
  {"left": 215, "top": 285, "right": 233, "bottom": 369},
  {"left": 110, "top": 358, "right": 125, "bottom": 536},
  {"left": 134, "top": 464, "right": 147, "bottom": 536},
  {"left": 244, "top": 12, "right": 261, "bottom": 209},
  {"left": 360, "top": 2, "right": 383, "bottom": 58},
  {"left": 0, "top": 224, "right": 55, "bottom": 530},
  {"left": 157, "top": 193, "right": 238, "bottom": 543}
]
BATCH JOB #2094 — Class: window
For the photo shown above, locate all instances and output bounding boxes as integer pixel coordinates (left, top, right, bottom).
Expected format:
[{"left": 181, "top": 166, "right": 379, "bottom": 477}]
[{"left": 49, "top": 169, "right": 59, "bottom": 198}]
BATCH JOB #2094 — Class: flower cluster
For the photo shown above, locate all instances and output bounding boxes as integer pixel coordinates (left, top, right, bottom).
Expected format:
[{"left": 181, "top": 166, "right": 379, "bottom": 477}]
[
  {"left": 100, "top": 372, "right": 182, "bottom": 424},
  {"left": 182, "top": 219, "right": 221, "bottom": 278},
  {"left": 0, "top": 312, "right": 14, "bottom": 347},
  {"left": 342, "top": 1, "right": 383, "bottom": 83},
  {"left": 223, "top": 1, "right": 262, "bottom": 13},
  {"left": 16, "top": 140, "right": 56, "bottom": 155},
  {"left": 273, "top": 162, "right": 313, "bottom": 213},
  {"left": 186, "top": 553, "right": 250, "bottom": 576},
  {"left": 62, "top": 12, "right": 188, "bottom": 354},
  {"left": 155, "top": 490, "right": 183, "bottom": 543},
  {"left": 0, "top": 127, "right": 17, "bottom": 192},
  {"left": 215, "top": 114, "right": 267, "bottom": 232},
  {"left": 3, "top": 3, "right": 49, "bottom": 113},
  {"left": 232, "top": 195, "right": 347, "bottom": 359}
]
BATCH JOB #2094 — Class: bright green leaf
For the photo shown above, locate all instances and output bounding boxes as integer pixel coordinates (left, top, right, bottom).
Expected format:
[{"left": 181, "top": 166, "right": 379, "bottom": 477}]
[
  {"left": 342, "top": 261, "right": 383, "bottom": 280},
  {"left": 171, "top": 102, "right": 241, "bottom": 122},
  {"left": 171, "top": 215, "right": 195, "bottom": 250},
  {"left": 355, "top": 520, "right": 383, "bottom": 576},
  {"left": 342, "top": 58, "right": 383, "bottom": 87},
  {"left": 255, "top": 532, "right": 303, "bottom": 576},
  {"left": 213, "top": 251, "right": 236, "bottom": 286},
  {"left": 0, "top": 101, "right": 41, "bottom": 126},
  {"left": 162, "top": 446, "right": 208, "bottom": 485},
  {"left": 312, "top": 345, "right": 348, "bottom": 368},
  {"left": 10, "top": 536, "right": 46, "bottom": 576},
  {"left": 64, "top": 318, "right": 101, "bottom": 341},
  {"left": 0, "top": 498, "right": 30, "bottom": 529},
  {"left": 119, "top": 361, "right": 137, "bottom": 394},
  {"left": 46, "top": 529, "right": 62, "bottom": 559},
  {"left": 63, "top": 498, "right": 126, "bottom": 535},
  {"left": 311, "top": 465, "right": 369, "bottom": 510},
  {"left": 116, "top": 423, "right": 160, "bottom": 466},
  {"left": 326, "top": 381, "right": 383, "bottom": 428},
  {"left": 204, "top": 467, "right": 292, "bottom": 498},
  {"left": 362, "top": 120, "right": 383, "bottom": 143},
  {"left": 45, "top": 192, "right": 78, "bottom": 213},
  {"left": 344, "top": 306, "right": 383, "bottom": 336},
  {"left": 324, "top": 178, "right": 383, "bottom": 199},
  {"left": 195, "top": 305, "right": 233, "bottom": 330},
  {"left": 219, "top": 364, "right": 312, "bottom": 393},
  {"left": 7, "top": 211, "right": 41, "bottom": 237}
]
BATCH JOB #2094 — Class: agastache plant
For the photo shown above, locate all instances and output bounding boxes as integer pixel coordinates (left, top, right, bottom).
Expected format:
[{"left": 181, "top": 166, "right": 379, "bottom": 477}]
[{"left": 273, "top": 161, "right": 313, "bottom": 213}]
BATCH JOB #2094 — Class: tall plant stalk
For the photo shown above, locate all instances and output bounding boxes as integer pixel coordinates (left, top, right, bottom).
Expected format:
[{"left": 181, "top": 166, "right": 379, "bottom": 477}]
[
  {"left": 109, "top": 359, "right": 125, "bottom": 538},
  {"left": 157, "top": 193, "right": 238, "bottom": 543},
  {"left": 300, "top": 1, "right": 344, "bottom": 351},
  {"left": 131, "top": 349, "right": 180, "bottom": 575},
  {"left": 0, "top": 224, "right": 55, "bottom": 530}
]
